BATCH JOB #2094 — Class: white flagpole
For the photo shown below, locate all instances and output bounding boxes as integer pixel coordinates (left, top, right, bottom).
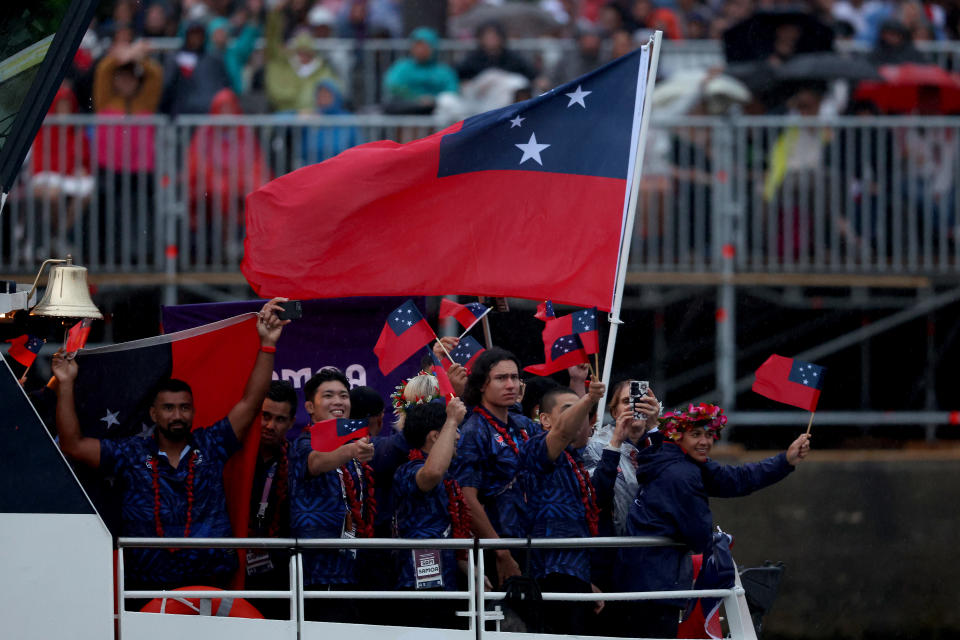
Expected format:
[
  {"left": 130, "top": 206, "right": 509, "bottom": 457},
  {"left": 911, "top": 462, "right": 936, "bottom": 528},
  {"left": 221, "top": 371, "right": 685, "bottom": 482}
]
[{"left": 597, "top": 31, "right": 663, "bottom": 424}]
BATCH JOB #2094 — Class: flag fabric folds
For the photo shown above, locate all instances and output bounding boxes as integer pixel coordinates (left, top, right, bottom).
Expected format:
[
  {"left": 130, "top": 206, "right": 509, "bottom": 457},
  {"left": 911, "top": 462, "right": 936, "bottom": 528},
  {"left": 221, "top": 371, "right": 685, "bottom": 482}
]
[
  {"left": 431, "top": 364, "right": 456, "bottom": 401},
  {"left": 534, "top": 300, "right": 556, "bottom": 321},
  {"left": 309, "top": 418, "right": 370, "bottom": 452},
  {"left": 243, "top": 46, "right": 653, "bottom": 311},
  {"left": 524, "top": 317, "right": 590, "bottom": 376},
  {"left": 373, "top": 299, "right": 437, "bottom": 375},
  {"left": 752, "top": 354, "right": 826, "bottom": 411},
  {"left": 439, "top": 299, "right": 490, "bottom": 334},
  {"left": 448, "top": 336, "right": 486, "bottom": 372},
  {"left": 69, "top": 314, "right": 263, "bottom": 545},
  {"left": 570, "top": 307, "right": 599, "bottom": 354},
  {"left": 6, "top": 334, "right": 44, "bottom": 368},
  {"left": 65, "top": 319, "right": 92, "bottom": 354}
]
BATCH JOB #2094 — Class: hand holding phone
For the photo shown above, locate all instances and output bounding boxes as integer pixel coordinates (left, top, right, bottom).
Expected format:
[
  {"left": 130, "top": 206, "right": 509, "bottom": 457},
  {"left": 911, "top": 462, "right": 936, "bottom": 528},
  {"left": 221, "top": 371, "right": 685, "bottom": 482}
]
[
  {"left": 277, "top": 300, "right": 303, "bottom": 321},
  {"left": 630, "top": 380, "right": 649, "bottom": 419}
]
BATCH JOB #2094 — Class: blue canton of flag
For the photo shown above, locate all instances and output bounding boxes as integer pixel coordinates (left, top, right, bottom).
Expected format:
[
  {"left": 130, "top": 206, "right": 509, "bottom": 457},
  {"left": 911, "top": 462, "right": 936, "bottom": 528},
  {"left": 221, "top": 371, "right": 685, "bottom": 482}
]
[
  {"left": 572, "top": 309, "right": 596, "bottom": 333},
  {"left": 24, "top": 336, "right": 44, "bottom": 353},
  {"left": 388, "top": 300, "right": 425, "bottom": 335},
  {"left": 451, "top": 336, "right": 485, "bottom": 365},
  {"left": 788, "top": 360, "right": 826, "bottom": 389},
  {"left": 337, "top": 418, "right": 369, "bottom": 437},
  {"left": 464, "top": 302, "right": 487, "bottom": 318},
  {"left": 437, "top": 48, "right": 647, "bottom": 179},
  {"left": 551, "top": 334, "right": 585, "bottom": 359}
]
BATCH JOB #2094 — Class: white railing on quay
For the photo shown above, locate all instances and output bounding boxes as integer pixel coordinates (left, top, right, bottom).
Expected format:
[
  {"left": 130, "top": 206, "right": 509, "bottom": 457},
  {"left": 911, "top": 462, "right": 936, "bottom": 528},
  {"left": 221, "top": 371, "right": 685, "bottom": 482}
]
[
  {"left": 6, "top": 113, "right": 960, "bottom": 284},
  {"left": 116, "top": 535, "right": 754, "bottom": 640}
]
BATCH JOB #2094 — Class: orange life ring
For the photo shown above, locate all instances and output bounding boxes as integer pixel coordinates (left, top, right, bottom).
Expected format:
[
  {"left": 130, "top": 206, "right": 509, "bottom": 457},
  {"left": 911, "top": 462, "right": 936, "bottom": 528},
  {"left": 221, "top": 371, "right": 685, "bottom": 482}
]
[{"left": 140, "top": 585, "right": 264, "bottom": 618}]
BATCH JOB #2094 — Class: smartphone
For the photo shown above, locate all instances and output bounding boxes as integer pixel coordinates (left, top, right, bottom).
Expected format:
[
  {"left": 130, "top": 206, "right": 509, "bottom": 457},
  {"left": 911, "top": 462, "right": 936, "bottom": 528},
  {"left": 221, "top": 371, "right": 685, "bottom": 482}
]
[
  {"left": 277, "top": 300, "right": 303, "bottom": 321},
  {"left": 630, "top": 380, "right": 649, "bottom": 419}
]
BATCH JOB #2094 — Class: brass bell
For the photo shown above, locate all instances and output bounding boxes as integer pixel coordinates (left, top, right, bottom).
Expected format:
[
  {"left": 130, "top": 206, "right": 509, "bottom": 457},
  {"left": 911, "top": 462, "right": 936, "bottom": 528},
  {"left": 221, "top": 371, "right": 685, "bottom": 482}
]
[{"left": 29, "top": 255, "right": 103, "bottom": 319}]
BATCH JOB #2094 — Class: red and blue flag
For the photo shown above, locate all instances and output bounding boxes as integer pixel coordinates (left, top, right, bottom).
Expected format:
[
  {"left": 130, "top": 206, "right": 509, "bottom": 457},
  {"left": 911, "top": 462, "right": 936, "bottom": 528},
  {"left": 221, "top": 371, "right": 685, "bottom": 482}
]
[
  {"left": 243, "top": 46, "right": 653, "bottom": 311},
  {"left": 449, "top": 336, "right": 485, "bottom": 373},
  {"left": 524, "top": 318, "right": 590, "bottom": 376},
  {"left": 752, "top": 354, "right": 826, "bottom": 412},
  {"left": 6, "top": 334, "right": 44, "bottom": 368},
  {"left": 309, "top": 418, "right": 370, "bottom": 452},
  {"left": 534, "top": 300, "right": 556, "bottom": 321},
  {"left": 373, "top": 299, "right": 437, "bottom": 375},
  {"left": 439, "top": 299, "right": 490, "bottom": 334}
]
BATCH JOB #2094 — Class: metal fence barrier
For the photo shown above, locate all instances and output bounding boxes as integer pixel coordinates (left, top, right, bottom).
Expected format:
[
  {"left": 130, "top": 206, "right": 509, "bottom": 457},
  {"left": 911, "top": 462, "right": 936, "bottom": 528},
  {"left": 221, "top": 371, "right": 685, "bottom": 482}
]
[
  {"left": 117, "top": 536, "right": 753, "bottom": 640},
  {"left": 5, "top": 113, "right": 960, "bottom": 282}
]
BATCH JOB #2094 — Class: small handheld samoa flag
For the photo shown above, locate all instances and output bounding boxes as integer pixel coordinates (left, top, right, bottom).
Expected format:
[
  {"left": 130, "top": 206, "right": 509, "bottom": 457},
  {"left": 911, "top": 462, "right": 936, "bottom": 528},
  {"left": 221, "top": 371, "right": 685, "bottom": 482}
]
[
  {"left": 373, "top": 299, "right": 436, "bottom": 375},
  {"left": 439, "top": 299, "right": 490, "bottom": 334},
  {"left": 524, "top": 319, "right": 589, "bottom": 376},
  {"left": 309, "top": 418, "right": 370, "bottom": 452},
  {"left": 752, "top": 354, "right": 826, "bottom": 412},
  {"left": 65, "top": 319, "right": 93, "bottom": 355},
  {"left": 448, "top": 336, "right": 485, "bottom": 373},
  {"left": 534, "top": 300, "right": 556, "bottom": 321},
  {"left": 5, "top": 334, "right": 45, "bottom": 368}
]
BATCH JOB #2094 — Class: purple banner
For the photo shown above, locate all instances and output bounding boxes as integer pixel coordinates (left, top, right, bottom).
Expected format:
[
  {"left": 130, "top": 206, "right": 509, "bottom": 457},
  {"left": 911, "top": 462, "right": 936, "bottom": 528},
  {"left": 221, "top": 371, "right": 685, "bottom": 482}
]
[{"left": 161, "top": 297, "right": 429, "bottom": 433}]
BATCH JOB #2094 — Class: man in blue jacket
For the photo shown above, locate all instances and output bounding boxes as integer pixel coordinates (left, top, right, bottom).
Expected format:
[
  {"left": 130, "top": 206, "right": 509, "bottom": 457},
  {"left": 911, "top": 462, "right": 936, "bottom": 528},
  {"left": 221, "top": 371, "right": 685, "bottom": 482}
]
[{"left": 615, "top": 404, "right": 810, "bottom": 637}]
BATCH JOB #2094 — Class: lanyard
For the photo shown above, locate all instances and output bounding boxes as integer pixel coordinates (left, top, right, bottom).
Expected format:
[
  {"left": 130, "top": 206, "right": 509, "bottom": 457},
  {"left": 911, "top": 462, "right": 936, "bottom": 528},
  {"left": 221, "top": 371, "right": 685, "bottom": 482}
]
[{"left": 256, "top": 462, "right": 278, "bottom": 527}]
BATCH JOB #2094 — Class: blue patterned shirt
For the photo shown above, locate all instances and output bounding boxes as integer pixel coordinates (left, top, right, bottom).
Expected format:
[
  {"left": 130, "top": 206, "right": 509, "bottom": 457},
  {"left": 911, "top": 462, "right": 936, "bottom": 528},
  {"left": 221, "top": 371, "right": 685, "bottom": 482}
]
[
  {"left": 100, "top": 417, "right": 240, "bottom": 586},
  {"left": 451, "top": 408, "right": 533, "bottom": 538},
  {"left": 288, "top": 432, "right": 366, "bottom": 585},
  {"left": 520, "top": 432, "right": 593, "bottom": 584},
  {"left": 392, "top": 458, "right": 458, "bottom": 590}
]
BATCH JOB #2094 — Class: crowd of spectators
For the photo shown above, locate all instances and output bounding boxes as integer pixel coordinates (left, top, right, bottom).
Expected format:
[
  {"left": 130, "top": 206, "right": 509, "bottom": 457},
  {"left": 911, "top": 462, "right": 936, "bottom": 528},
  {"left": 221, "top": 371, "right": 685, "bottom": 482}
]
[{"left": 55, "top": 0, "right": 960, "bottom": 121}]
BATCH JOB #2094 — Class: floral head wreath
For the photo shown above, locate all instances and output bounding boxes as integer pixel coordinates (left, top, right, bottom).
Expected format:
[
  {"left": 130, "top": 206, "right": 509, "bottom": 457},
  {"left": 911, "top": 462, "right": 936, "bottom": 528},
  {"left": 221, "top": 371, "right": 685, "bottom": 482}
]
[
  {"left": 658, "top": 403, "right": 727, "bottom": 441},
  {"left": 390, "top": 371, "right": 440, "bottom": 416}
]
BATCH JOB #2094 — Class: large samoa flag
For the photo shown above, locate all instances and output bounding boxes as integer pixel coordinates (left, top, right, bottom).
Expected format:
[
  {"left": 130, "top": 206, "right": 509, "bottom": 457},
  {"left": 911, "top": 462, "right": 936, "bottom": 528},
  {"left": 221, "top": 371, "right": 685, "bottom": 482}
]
[
  {"left": 243, "top": 45, "right": 653, "bottom": 311},
  {"left": 69, "top": 314, "right": 262, "bottom": 544}
]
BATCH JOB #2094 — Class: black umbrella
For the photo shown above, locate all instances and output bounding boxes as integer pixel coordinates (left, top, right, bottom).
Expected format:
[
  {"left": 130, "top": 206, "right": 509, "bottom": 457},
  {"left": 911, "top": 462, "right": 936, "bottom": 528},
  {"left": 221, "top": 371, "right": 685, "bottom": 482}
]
[
  {"left": 722, "top": 8, "right": 835, "bottom": 64},
  {"left": 775, "top": 52, "right": 882, "bottom": 82}
]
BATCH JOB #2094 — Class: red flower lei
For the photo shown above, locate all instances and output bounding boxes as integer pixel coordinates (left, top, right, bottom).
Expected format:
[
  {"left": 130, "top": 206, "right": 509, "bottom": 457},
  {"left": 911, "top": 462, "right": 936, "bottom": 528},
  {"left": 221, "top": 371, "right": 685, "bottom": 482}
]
[
  {"left": 408, "top": 449, "right": 473, "bottom": 558},
  {"left": 149, "top": 450, "right": 197, "bottom": 549},
  {"left": 474, "top": 406, "right": 529, "bottom": 455},
  {"left": 340, "top": 459, "right": 377, "bottom": 538},
  {"left": 564, "top": 451, "right": 599, "bottom": 537}
]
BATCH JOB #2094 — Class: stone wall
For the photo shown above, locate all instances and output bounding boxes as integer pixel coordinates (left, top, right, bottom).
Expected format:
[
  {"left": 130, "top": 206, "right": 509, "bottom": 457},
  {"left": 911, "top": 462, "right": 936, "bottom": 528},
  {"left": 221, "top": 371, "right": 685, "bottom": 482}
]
[{"left": 709, "top": 449, "right": 960, "bottom": 638}]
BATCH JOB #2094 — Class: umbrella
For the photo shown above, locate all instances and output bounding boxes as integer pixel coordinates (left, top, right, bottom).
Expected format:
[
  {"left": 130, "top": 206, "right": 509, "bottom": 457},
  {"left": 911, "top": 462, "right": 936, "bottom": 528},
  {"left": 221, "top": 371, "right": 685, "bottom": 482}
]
[
  {"left": 775, "top": 52, "right": 882, "bottom": 82},
  {"left": 854, "top": 63, "right": 960, "bottom": 113},
  {"left": 652, "top": 69, "right": 752, "bottom": 115},
  {"left": 722, "top": 8, "right": 835, "bottom": 64},
  {"left": 449, "top": 3, "right": 561, "bottom": 38}
]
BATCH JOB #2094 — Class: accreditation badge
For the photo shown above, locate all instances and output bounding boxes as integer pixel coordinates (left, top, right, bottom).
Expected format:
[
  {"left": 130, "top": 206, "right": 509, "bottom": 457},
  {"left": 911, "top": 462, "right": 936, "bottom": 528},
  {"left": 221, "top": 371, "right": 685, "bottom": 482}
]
[
  {"left": 246, "top": 550, "right": 274, "bottom": 575},
  {"left": 412, "top": 549, "right": 443, "bottom": 590}
]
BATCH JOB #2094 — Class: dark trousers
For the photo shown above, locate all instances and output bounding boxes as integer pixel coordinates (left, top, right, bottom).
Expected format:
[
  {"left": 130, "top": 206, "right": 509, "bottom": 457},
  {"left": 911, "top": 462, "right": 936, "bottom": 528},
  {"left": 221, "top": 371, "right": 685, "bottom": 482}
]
[{"left": 537, "top": 573, "right": 594, "bottom": 636}]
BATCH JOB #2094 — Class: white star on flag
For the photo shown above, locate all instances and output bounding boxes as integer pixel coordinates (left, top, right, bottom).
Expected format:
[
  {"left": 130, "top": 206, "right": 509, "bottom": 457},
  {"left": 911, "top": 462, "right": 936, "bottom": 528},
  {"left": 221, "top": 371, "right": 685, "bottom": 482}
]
[
  {"left": 138, "top": 423, "right": 155, "bottom": 438},
  {"left": 101, "top": 409, "right": 120, "bottom": 430},
  {"left": 509, "top": 115, "right": 524, "bottom": 128},
  {"left": 565, "top": 85, "right": 591, "bottom": 109},
  {"left": 515, "top": 132, "right": 550, "bottom": 166}
]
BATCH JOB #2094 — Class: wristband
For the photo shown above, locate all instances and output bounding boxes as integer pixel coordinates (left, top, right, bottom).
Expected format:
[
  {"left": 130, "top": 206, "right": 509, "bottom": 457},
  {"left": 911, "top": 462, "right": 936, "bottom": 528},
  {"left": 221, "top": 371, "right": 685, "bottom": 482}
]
[{"left": 260, "top": 345, "right": 277, "bottom": 354}]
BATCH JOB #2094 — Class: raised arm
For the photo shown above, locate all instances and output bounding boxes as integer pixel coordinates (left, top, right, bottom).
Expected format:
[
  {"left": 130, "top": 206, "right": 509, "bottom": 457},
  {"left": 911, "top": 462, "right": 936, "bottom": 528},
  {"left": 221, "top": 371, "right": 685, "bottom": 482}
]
[
  {"left": 545, "top": 381, "right": 605, "bottom": 460},
  {"left": 416, "top": 398, "right": 466, "bottom": 492},
  {"left": 51, "top": 352, "right": 101, "bottom": 468},
  {"left": 227, "top": 298, "right": 290, "bottom": 440},
  {"left": 701, "top": 434, "right": 809, "bottom": 498}
]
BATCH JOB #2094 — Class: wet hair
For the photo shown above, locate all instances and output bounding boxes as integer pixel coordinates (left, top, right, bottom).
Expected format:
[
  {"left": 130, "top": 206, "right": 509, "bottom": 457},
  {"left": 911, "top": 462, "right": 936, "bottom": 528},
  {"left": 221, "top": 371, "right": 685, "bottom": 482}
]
[
  {"left": 403, "top": 401, "right": 448, "bottom": 449},
  {"left": 350, "top": 386, "right": 385, "bottom": 420},
  {"left": 304, "top": 368, "right": 350, "bottom": 403},
  {"left": 520, "top": 376, "right": 561, "bottom": 419},
  {"left": 462, "top": 347, "right": 522, "bottom": 406},
  {"left": 267, "top": 380, "right": 298, "bottom": 419},
  {"left": 150, "top": 378, "right": 193, "bottom": 405},
  {"left": 539, "top": 386, "right": 579, "bottom": 416}
]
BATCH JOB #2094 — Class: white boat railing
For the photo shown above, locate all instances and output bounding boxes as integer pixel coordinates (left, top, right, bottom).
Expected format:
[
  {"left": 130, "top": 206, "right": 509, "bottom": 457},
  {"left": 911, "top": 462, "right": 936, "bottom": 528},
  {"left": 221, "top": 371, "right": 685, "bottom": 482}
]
[{"left": 116, "top": 535, "right": 754, "bottom": 640}]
